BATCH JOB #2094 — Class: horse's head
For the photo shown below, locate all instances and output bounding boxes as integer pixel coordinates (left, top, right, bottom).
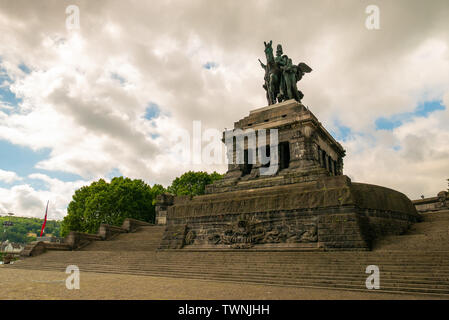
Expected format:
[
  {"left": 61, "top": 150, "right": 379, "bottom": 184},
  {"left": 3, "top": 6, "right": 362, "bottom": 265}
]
[{"left": 264, "top": 40, "right": 273, "bottom": 55}]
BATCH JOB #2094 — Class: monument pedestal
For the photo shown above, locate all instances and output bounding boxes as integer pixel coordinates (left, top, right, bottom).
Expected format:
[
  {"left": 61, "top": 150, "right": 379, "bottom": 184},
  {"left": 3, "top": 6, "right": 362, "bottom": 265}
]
[{"left": 158, "top": 100, "right": 420, "bottom": 251}]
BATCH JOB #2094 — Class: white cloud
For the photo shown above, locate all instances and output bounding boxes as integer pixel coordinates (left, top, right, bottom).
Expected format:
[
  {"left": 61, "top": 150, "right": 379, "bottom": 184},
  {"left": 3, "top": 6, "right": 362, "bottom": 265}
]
[
  {"left": 0, "top": 169, "right": 22, "bottom": 183},
  {"left": 344, "top": 106, "right": 449, "bottom": 198},
  {"left": 0, "top": 173, "right": 92, "bottom": 219}
]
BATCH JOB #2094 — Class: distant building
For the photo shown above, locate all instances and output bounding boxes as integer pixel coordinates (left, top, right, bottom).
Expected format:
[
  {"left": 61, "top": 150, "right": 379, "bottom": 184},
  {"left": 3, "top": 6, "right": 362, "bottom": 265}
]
[
  {"left": 1, "top": 240, "right": 24, "bottom": 253},
  {"left": 27, "top": 232, "right": 37, "bottom": 238}
]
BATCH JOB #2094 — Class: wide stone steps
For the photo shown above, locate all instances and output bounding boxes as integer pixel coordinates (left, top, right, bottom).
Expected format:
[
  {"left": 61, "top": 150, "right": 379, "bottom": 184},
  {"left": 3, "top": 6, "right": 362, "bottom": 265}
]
[
  {"left": 420, "top": 211, "right": 449, "bottom": 221},
  {"left": 13, "top": 267, "right": 449, "bottom": 293},
  {"left": 11, "top": 263, "right": 449, "bottom": 295},
  {"left": 14, "top": 258, "right": 449, "bottom": 272},
  {"left": 12, "top": 260, "right": 449, "bottom": 283},
  {"left": 18, "top": 256, "right": 449, "bottom": 269},
  {"left": 14, "top": 249, "right": 449, "bottom": 264},
  {"left": 372, "top": 211, "right": 449, "bottom": 251},
  {"left": 11, "top": 248, "right": 449, "bottom": 295},
  {"left": 7, "top": 211, "right": 449, "bottom": 296},
  {"left": 9, "top": 266, "right": 449, "bottom": 295},
  {"left": 13, "top": 252, "right": 449, "bottom": 266},
  {"left": 13, "top": 263, "right": 449, "bottom": 277},
  {"left": 81, "top": 226, "right": 165, "bottom": 251}
]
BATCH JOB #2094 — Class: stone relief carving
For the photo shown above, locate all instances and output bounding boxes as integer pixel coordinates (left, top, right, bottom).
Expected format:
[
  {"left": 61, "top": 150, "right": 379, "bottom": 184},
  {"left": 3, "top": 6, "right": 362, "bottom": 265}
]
[
  {"left": 184, "top": 229, "right": 196, "bottom": 245},
  {"left": 184, "top": 214, "right": 318, "bottom": 248},
  {"left": 220, "top": 214, "right": 261, "bottom": 248}
]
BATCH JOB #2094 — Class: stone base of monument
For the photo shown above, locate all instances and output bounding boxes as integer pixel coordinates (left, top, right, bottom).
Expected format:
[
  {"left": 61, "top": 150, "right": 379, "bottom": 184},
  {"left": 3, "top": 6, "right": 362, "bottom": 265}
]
[
  {"left": 158, "top": 100, "right": 421, "bottom": 251},
  {"left": 159, "top": 175, "right": 420, "bottom": 251}
]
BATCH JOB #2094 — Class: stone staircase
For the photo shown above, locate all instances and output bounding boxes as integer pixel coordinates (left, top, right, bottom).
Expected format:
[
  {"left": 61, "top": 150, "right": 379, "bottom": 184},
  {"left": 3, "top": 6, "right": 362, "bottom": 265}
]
[
  {"left": 82, "top": 226, "right": 165, "bottom": 252},
  {"left": 373, "top": 210, "right": 449, "bottom": 251},
  {"left": 7, "top": 212, "right": 449, "bottom": 297}
]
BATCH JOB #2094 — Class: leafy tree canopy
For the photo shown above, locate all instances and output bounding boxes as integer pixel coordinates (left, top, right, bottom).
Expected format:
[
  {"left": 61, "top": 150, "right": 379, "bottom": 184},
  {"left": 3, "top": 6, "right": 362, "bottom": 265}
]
[
  {"left": 167, "top": 171, "right": 223, "bottom": 196},
  {"left": 150, "top": 184, "right": 166, "bottom": 205},
  {"left": 61, "top": 177, "right": 165, "bottom": 237},
  {"left": 60, "top": 171, "right": 222, "bottom": 237}
]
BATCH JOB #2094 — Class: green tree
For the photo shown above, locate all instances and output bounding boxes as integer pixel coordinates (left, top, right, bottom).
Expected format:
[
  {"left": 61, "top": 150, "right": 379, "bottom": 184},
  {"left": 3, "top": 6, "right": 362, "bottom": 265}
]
[
  {"left": 167, "top": 171, "right": 223, "bottom": 196},
  {"left": 150, "top": 184, "right": 166, "bottom": 205},
  {"left": 60, "top": 177, "right": 157, "bottom": 237}
]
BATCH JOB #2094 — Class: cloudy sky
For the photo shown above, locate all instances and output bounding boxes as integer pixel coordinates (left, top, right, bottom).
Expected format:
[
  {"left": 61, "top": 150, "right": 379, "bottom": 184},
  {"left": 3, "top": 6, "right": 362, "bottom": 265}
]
[{"left": 1, "top": 0, "right": 448, "bottom": 220}]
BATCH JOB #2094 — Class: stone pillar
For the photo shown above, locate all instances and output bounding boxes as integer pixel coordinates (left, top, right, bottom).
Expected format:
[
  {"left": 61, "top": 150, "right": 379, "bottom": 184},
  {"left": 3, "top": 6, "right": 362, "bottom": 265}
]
[
  {"left": 336, "top": 157, "right": 344, "bottom": 175},
  {"left": 288, "top": 134, "right": 323, "bottom": 171},
  {"left": 155, "top": 193, "right": 174, "bottom": 225}
]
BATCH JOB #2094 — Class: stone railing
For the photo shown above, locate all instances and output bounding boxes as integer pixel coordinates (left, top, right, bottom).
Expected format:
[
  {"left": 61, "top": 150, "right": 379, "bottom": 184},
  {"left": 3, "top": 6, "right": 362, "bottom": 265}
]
[
  {"left": 21, "top": 218, "right": 153, "bottom": 257},
  {"left": 121, "top": 218, "right": 152, "bottom": 232},
  {"left": 65, "top": 231, "right": 103, "bottom": 250},
  {"left": 413, "top": 191, "right": 448, "bottom": 213},
  {"left": 97, "top": 224, "right": 127, "bottom": 241}
]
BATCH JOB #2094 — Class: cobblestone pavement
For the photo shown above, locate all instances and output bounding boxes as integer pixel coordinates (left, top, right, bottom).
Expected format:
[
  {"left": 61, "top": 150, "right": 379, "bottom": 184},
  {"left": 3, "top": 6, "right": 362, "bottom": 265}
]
[{"left": 0, "top": 267, "right": 446, "bottom": 300}]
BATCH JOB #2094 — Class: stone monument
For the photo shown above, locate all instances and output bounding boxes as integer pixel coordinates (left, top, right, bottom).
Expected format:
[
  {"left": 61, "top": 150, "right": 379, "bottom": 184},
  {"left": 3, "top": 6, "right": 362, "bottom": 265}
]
[{"left": 157, "top": 41, "right": 420, "bottom": 251}]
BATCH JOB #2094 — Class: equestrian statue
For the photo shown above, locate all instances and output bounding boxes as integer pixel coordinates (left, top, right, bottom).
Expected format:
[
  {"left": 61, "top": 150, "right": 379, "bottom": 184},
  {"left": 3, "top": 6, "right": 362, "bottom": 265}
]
[{"left": 259, "top": 41, "right": 312, "bottom": 105}]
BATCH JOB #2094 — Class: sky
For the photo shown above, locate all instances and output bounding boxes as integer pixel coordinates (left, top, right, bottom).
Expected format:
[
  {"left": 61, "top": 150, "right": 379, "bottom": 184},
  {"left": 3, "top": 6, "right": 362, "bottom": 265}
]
[{"left": 0, "top": 0, "right": 449, "bottom": 220}]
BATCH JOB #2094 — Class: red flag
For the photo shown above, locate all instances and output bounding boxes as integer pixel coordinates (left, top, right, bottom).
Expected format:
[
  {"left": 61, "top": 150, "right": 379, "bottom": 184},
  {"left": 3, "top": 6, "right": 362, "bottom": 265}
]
[{"left": 40, "top": 201, "right": 49, "bottom": 237}]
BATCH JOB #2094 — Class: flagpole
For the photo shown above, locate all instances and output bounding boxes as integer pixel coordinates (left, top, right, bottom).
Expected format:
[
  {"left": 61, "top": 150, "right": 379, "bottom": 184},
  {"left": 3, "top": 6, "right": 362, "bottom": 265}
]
[{"left": 39, "top": 200, "right": 49, "bottom": 237}]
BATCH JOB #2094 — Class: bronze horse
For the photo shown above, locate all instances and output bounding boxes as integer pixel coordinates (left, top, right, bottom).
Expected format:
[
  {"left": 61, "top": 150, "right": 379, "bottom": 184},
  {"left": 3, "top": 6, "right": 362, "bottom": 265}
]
[{"left": 261, "top": 40, "right": 281, "bottom": 105}]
